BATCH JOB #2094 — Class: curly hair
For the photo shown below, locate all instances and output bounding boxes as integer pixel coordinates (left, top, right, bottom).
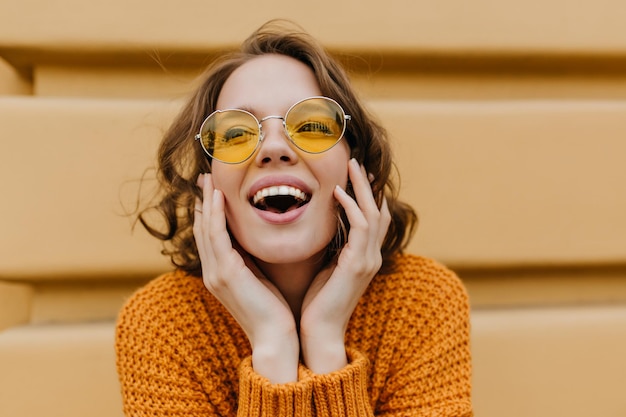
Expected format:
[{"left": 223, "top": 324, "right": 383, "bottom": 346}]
[{"left": 138, "top": 20, "right": 417, "bottom": 276}]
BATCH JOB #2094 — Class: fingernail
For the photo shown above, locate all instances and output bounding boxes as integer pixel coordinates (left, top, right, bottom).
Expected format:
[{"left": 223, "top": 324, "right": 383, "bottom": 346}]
[{"left": 368, "top": 173, "right": 375, "bottom": 183}]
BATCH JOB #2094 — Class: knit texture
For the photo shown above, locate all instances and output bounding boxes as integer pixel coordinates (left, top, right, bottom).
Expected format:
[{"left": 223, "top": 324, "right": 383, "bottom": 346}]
[{"left": 116, "top": 254, "right": 473, "bottom": 416}]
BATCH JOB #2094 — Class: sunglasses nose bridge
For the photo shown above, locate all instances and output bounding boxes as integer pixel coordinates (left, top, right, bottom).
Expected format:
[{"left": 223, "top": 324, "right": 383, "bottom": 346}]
[
  {"left": 258, "top": 115, "right": 288, "bottom": 142},
  {"left": 259, "top": 115, "right": 285, "bottom": 128}
]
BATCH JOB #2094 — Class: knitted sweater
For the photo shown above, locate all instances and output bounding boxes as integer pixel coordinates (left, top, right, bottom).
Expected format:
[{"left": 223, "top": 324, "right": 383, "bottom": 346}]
[{"left": 115, "top": 254, "right": 473, "bottom": 416}]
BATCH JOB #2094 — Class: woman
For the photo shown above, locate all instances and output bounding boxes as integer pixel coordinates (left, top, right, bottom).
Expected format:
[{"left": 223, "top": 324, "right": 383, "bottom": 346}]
[{"left": 116, "top": 20, "right": 472, "bottom": 416}]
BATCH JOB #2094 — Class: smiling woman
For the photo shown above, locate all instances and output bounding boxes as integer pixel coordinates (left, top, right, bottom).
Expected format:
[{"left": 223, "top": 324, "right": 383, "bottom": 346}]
[{"left": 115, "top": 19, "right": 473, "bottom": 417}]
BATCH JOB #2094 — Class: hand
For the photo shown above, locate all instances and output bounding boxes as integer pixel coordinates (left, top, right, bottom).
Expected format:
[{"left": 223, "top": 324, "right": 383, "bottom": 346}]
[
  {"left": 193, "top": 174, "right": 299, "bottom": 383},
  {"left": 299, "top": 159, "right": 391, "bottom": 374}
]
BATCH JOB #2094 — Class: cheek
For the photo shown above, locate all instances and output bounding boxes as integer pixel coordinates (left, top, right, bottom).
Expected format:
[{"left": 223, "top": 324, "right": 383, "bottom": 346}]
[
  {"left": 320, "top": 144, "right": 351, "bottom": 187},
  {"left": 209, "top": 164, "right": 228, "bottom": 190},
  {"left": 210, "top": 165, "right": 246, "bottom": 226},
  {"left": 211, "top": 164, "right": 244, "bottom": 199}
]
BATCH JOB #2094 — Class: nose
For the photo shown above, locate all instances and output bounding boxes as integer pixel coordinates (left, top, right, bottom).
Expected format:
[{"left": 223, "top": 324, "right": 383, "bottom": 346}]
[{"left": 254, "top": 117, "right": 299, "bottom": 165}]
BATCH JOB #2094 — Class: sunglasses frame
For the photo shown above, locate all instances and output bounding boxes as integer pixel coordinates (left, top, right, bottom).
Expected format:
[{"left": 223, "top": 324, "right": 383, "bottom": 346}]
[{"left": 194, "top": 96, "right": 351, "bottom": 164}]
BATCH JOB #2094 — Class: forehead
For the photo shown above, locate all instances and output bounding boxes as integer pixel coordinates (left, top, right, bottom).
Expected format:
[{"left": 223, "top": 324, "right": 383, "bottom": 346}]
[{"left": 216, "top": 54, "right": 323, "bottom": 113}]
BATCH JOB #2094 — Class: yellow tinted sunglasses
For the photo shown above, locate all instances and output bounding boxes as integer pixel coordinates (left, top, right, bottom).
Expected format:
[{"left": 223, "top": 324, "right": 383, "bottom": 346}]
[{"left": 195, "top": 96, "right": 351, "bottom": 164}]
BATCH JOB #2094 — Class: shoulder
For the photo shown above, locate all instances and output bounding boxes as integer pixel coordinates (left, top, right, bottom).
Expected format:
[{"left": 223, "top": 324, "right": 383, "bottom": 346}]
[
  {"left": 358, "top": 253, "right": 470, "bottom": 334},
  {"left": 373, "top": 253, "right": 469, "bottom": 306},
  {"left": 118, "top": 270, "right": 204, "bottom": 319},
  {"left": 115, "top": 270, "right": 210, "bottom": 342},
  {"left": 349, "top": 253, "right": 470, "bottom": 357}
]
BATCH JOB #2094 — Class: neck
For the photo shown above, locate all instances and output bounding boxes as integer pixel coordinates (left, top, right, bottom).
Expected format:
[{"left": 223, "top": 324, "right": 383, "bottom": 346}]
[{"left": 255, "top": 253, "right": 326, "bottom": 324}]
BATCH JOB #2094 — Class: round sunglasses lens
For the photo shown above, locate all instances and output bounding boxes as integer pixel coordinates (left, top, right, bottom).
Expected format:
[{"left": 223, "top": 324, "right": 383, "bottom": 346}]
[
  {"left": 200, "top": 110, "right": 259, "bottom": 163},
  {"left": 285, "top": 98, "right": 345, "bottom": 153}
]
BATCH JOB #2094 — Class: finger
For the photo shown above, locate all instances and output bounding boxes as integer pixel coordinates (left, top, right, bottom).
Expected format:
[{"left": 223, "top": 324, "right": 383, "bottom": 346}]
[
  {"left": 196, "top": 173, "right": 205, "bottom": 189},
  {"left": 193, "top": 197, "right": 206, "bottom": 254},
  {"left": 208, "top": 189, "right": 237, "bottom": 266},
  {"left": 201, "top": 175, "right": 220, "bottom": 262},
  {"left": 348, "top": 159, "right": 378, "bottom": 215},
  {"left": 334, "top": 184, "right": 368, "bottom": 249},
  {"left": 192, "top": 174, "right": 209, "bottom": 254},
  {"left": 348, "top": 160, "right": 384, "bottom": 246},
  {"left": 377, "top": 196, "right": 391, "bottom": 245},
  {"left": 201, "top": 173, "right": 215, "bottom": 217},
  {"left": 193, "top": 174, "right": 218, "bottom": 270},
  {"left": 194, "top": 173, "right": 207, "bottom": 216},
  {"left": 193, "top": 198, "right": 219, "bottom": 283}
]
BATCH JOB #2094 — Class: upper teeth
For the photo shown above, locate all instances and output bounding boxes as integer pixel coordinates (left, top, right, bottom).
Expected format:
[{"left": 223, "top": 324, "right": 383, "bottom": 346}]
[{"left": 252, "top": 185, "right": 308, "bottom": 205}]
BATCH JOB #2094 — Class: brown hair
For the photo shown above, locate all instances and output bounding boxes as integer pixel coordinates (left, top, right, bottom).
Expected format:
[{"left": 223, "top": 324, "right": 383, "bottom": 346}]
[{"left": 139, "top": 20, "right": 417, "bottom": 276}]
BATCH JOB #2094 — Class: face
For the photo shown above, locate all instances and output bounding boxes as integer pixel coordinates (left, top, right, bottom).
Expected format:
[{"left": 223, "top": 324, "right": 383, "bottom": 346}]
[{"left": 211, "top": 54, "right": 351, "bottom": 266}]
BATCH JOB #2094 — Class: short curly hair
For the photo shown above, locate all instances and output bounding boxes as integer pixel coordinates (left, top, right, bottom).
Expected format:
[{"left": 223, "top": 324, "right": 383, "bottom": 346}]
[{"left": 138, "top": 20, "right": 417, "bottom": 276}]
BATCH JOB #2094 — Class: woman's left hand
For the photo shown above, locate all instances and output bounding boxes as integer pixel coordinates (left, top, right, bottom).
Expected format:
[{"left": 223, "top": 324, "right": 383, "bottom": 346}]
[{"left": 299, "top": 158, "right": 391, "bottom": 374}]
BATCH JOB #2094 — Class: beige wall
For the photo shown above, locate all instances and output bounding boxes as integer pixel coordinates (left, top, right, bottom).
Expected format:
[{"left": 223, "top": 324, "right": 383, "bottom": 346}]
[{"left": 1, "top": 2, "right": 625, "bottom": 416}]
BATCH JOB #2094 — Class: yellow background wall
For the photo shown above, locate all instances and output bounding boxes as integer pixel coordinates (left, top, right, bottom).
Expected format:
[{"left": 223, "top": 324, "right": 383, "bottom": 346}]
[{"left": 1, "top": 1, "right": 625, "bottom": 416}]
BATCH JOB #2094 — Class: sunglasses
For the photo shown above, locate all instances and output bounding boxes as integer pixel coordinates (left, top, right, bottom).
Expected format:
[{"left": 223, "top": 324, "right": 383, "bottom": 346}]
[{"left": 195, "top": 96, "right": 351, "bottom": 164}]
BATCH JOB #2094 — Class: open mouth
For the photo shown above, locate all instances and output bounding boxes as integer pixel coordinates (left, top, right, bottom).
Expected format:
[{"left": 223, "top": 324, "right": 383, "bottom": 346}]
[{"left": 251, "top": 185, "right": 311, "bottom": 214}]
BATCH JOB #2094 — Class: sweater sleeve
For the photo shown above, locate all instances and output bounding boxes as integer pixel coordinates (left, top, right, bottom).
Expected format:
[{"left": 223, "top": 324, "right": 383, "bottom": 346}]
[{"left": 237, "top": 349, "right": 374, "bottom": 416}]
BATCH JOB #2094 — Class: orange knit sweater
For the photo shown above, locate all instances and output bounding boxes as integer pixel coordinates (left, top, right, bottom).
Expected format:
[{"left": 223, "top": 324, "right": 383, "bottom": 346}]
[{"left": 115, "top": 254, "right": 473, "bottom": 416}]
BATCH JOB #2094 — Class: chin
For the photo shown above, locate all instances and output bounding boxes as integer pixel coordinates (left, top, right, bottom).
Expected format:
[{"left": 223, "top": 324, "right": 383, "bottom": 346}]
[
  {"left": 227, "top": 208, "right": 334, "bottom": 257},
  {"left": 245, "top": 237, "right": 330, "bottom": 266}
]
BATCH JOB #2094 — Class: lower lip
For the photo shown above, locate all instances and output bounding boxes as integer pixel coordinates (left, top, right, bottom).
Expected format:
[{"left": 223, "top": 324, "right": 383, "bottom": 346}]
[{"left": 253, "top": 203, "right": 308, "bottom": 224}]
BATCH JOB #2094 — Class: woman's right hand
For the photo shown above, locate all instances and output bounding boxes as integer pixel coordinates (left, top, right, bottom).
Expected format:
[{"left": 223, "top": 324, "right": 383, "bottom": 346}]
[{"left": 193, "top": 173, "right": 300, "bottom": 383}]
